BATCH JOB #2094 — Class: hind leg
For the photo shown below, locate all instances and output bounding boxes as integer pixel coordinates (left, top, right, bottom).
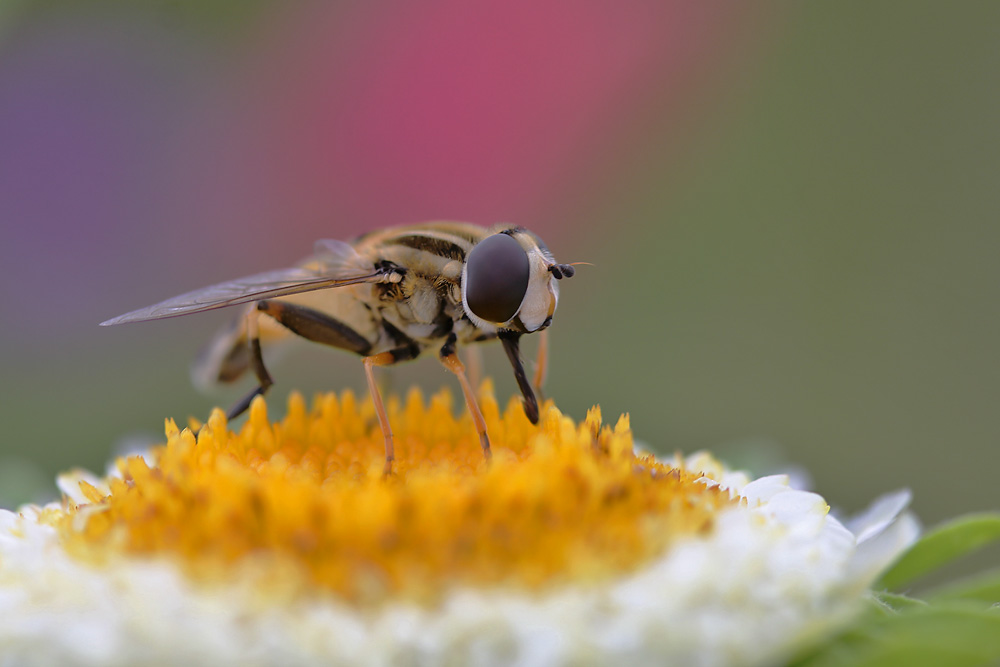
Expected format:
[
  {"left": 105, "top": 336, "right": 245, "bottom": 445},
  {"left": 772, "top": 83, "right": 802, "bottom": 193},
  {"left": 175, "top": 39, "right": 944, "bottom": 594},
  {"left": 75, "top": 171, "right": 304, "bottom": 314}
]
[
  {"left": 224, "top": 299, "right": 374, "bottom": 421},
  {"left": 224, "top": 309, "right": 274, "bottom": 420}
]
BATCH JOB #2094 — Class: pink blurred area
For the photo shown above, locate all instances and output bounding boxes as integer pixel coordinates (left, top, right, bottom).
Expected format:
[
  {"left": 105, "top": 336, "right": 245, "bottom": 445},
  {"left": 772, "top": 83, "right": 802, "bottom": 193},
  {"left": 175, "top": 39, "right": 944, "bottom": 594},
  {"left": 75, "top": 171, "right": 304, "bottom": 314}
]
[
  {"left": 0, "top": 2, "right": 757, "bottom": 341},
  {"left": 187, "top": 2, "right": 749, "bottom": 238}
]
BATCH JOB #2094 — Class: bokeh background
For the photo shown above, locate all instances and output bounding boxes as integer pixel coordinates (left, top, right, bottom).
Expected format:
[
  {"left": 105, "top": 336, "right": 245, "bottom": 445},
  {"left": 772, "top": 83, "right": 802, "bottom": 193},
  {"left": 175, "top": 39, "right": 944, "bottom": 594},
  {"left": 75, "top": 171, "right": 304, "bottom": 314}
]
[{"left": 1, "top": 2, "right": 997, "bottom": 533}]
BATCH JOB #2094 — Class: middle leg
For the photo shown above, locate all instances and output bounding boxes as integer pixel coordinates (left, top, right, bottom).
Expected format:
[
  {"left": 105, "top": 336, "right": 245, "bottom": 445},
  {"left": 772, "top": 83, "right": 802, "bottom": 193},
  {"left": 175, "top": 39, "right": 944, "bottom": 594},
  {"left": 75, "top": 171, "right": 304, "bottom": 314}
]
[
  {"left": 362, "top": 342, "right": 422, "bottom": 475},
  {"left": 439, "top": 333, "right": 491, "bottom": 462}
]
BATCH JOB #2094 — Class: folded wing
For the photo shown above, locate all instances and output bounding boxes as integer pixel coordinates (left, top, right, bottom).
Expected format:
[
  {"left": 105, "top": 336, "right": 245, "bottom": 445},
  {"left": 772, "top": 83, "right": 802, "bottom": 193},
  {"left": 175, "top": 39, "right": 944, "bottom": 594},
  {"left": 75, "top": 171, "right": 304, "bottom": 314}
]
[{"left": 101, "top": 241, "right": 381, "bottom": 325}]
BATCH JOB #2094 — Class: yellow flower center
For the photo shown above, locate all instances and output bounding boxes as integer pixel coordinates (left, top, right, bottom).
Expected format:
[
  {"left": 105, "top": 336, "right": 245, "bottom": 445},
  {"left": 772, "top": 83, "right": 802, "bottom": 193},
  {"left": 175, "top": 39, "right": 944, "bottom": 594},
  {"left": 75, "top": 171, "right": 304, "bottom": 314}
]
[{"left": 60, "top": 384, "right": 738, "bottom": 605}]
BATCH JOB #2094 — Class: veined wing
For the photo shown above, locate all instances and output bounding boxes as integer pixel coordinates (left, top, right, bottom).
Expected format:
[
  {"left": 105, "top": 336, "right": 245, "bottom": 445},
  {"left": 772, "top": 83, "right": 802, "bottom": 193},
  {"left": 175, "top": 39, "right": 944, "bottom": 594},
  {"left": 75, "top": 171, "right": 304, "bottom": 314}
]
[
  {"left": 101, "top": 264, "right": 382, "bottom": 326},
  {"left": 312, "top": 238, "right": 374, "bottom": 274}
]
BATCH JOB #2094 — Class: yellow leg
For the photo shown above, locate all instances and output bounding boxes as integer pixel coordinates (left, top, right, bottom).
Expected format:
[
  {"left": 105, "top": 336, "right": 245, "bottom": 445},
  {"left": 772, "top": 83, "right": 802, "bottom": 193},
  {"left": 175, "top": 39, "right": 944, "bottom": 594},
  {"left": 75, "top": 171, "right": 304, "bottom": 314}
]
[
  {"left": 363, "top": 352, "right": 396, "bottom": 475},
  {"left": 440, "top": 352, "right": 492, "bottom": 463}
]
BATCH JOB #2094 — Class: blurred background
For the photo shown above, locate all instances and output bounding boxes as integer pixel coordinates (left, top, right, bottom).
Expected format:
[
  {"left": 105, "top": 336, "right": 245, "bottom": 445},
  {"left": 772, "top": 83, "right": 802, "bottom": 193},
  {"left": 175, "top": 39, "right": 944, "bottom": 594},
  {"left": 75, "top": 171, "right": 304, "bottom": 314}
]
[{"left": 0, "top": 2, "right": 997, "bottom": 531}]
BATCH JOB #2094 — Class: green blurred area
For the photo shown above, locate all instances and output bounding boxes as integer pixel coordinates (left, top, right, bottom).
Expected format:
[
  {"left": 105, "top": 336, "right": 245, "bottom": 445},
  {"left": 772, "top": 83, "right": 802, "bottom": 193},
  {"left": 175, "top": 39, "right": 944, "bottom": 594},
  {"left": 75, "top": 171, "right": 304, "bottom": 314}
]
[
  {"left": 0, "top": 0, "right": 270, "bottom": 40},
  {"left": 1, "top": 2, "right": 997, "bottom": 534},
  {"left": 570, "top": 2, "right": 1000, "bottom": 524}
]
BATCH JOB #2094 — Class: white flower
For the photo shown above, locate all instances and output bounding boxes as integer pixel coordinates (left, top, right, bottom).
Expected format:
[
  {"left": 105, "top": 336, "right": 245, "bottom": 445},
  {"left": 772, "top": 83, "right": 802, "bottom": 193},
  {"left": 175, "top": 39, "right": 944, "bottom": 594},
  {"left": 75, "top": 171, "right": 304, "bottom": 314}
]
[{"left": 0, "top": 392, "right": 918, "bottom": 666}]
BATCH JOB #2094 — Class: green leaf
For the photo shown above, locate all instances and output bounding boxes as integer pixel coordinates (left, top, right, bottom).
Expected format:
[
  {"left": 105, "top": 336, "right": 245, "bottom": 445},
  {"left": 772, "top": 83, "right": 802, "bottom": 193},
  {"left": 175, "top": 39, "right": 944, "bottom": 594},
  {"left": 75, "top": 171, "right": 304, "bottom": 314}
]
[
  {"left": 878, "top": 513, "right": 1000, "bottom": 591},
  {"left": 794, "top": 604, "right": 1000, "bottom": 667},
  {"left": 869, "top": 591, "right": 927, "bottom": 614},
  {"left": 927, "top": 567, "right": 1000, "bottom": 605}
]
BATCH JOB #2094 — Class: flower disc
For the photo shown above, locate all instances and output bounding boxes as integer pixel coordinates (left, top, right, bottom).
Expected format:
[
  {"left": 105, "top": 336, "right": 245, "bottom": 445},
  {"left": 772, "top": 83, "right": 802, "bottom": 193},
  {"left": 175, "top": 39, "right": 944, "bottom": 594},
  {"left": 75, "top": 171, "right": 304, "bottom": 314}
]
[{"left": 0, "top": 386, "right": 917, "bottom": 666}]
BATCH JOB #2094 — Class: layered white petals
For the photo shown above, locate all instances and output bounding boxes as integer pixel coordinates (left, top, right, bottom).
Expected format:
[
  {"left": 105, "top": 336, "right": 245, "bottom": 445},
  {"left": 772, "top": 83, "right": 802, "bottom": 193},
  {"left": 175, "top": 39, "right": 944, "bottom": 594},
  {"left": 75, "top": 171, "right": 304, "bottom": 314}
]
[
  {"left": 843, "top": 489, "right": 920, "bottom": 585},
  {"left": 0, "top": 461, "right": 916, "bottom": 667}
]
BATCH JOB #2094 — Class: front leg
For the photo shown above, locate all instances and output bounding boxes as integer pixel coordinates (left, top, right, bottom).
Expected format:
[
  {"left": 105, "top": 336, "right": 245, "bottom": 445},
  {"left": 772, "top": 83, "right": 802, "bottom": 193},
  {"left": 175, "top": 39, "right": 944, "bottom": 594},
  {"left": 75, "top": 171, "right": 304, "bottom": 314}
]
[
  {"left": 498, "top": 330, "right": 539, "bottom": 424},
  {"left": 439, "top": 333, "right": 491, "bottom": 462}
]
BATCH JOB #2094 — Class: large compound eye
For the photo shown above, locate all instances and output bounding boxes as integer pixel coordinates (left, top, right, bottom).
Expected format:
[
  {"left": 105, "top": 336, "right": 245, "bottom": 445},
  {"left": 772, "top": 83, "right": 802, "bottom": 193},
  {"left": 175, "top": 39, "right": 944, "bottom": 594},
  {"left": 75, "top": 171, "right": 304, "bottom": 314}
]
[{"left": 465, "top": 233, "right": 530, "bottom": 323}]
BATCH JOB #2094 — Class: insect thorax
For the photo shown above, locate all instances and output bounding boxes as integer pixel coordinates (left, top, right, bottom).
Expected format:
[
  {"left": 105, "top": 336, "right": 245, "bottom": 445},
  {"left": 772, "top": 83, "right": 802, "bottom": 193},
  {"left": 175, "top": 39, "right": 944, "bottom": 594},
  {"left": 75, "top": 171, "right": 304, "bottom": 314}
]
[{"left": 368, "top": 267, "right": 482, "bottom": 355}]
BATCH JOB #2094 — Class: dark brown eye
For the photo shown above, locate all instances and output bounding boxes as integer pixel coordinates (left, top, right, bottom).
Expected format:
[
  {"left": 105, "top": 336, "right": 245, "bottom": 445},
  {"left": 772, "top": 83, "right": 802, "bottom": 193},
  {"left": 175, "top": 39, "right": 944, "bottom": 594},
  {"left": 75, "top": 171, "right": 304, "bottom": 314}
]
[{"left": 464, "top": 233, "right": 530, "bottom": 323}]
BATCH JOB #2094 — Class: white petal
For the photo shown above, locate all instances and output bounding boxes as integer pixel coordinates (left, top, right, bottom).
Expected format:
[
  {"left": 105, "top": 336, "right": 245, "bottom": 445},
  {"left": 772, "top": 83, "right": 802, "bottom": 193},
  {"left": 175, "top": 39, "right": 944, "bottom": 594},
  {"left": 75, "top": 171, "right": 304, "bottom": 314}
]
[
  {"left": 846, "top": 488, "right": 913, "bottom": 544},
  {"left": 0, "top": 461, "right": 920, "bottom": 666},
  {"left": 55, "top": 469, "right": 109, "bottom": 504},
  {"left": 740, "top": 474, "right": 792, "bottom": 505},
  {"left": 849, "top": 511, "right": 921, "bottom": 586}
]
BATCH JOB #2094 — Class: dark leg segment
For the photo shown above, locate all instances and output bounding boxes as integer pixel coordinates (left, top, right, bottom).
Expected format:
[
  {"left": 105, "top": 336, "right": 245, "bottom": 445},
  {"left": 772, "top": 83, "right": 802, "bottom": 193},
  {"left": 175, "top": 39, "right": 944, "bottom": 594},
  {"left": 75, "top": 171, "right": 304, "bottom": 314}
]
[
  {"left": 499, "top": 331, "right": 539, "bottom": 424},
  {"left": 257, "top": 298, "right": 424, "bottom": 474},
  {"left": 224, "top": 300, "right": 374, "bottom": 423},
  {"left": 256, "top": 300, "right": 372, "bottom": 354},
  {"left": 225, "top": 310, "right": 274, "bottom": 421}
]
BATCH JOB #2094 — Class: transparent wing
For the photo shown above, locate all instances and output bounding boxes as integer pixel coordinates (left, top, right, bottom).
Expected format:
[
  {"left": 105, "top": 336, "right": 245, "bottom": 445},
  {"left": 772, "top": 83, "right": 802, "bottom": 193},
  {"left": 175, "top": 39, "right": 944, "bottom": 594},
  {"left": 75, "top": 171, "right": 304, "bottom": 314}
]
[
  {"left": 313, "top": 238, "right": 370, "bottom": 272},
  {"left": 101, "top": 262, "right": 382, "bottom": 326}
]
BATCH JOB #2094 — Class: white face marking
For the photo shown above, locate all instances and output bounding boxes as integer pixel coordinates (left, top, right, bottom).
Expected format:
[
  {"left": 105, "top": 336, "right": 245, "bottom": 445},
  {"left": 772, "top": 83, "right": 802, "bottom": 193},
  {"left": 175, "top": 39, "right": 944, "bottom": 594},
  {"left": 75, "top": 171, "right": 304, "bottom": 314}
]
[{"left": 515, "top": 251, "right": 558, "bottom": 332}]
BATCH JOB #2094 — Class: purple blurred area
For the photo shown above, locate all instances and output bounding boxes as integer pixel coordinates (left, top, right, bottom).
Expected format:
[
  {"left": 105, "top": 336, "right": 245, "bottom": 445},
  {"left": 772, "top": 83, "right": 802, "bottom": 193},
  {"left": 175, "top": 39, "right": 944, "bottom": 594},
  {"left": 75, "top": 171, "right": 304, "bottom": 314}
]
[
  {"left": 0, "top": 2, "right": 750, "bottom": 344},
  {"left": 0, "top": 11, "right": 199, "bottom": 333}
]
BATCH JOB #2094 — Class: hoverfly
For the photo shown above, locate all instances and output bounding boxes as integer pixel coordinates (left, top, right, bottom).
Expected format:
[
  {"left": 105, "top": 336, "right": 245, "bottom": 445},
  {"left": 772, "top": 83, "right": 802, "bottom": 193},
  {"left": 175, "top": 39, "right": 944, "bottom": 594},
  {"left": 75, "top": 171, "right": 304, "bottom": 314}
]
[{"left": 102, "top": 222, "right": 576, "bottom": 474}]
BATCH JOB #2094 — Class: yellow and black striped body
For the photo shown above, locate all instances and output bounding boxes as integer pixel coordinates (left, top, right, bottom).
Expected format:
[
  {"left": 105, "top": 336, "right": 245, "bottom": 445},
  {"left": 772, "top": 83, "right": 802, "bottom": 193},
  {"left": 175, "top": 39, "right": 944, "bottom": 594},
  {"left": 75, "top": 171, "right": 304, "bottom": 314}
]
[{"left": 194, "top": 221, "right": 557, "bottom": 390}]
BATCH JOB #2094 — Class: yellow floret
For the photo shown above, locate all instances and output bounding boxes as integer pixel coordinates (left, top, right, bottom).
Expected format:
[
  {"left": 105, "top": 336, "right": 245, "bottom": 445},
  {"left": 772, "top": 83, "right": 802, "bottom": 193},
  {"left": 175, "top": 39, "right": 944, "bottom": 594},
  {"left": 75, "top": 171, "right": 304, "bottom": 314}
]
[{"left": 58, "top": 383, "right": 737, "bottom": 606}]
